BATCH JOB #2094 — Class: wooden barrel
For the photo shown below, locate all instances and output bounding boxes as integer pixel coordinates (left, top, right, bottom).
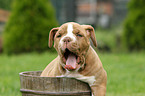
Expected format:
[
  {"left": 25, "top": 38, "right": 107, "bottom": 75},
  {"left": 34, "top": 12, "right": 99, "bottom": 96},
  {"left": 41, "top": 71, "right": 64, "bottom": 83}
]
[{"left": 19, "top": 71, "right": 91, "bottom": 96}]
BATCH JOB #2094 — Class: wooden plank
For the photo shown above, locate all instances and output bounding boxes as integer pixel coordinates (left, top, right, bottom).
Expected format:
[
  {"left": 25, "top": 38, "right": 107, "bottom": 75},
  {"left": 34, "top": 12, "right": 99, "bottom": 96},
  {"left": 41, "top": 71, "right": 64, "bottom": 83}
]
[{"left": 19, "top": 71, "right": 91, "bottom": 96}]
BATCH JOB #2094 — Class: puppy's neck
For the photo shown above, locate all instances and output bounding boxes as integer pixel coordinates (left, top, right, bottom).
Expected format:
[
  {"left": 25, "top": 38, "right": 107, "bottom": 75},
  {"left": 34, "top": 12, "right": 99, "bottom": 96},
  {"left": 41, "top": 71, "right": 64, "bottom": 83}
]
[
  {"left": 85, "top": 46, "right": 100, "bottom": 67},
  {"left": 85, "top": 46, "right": 97, "bottom": 59}
]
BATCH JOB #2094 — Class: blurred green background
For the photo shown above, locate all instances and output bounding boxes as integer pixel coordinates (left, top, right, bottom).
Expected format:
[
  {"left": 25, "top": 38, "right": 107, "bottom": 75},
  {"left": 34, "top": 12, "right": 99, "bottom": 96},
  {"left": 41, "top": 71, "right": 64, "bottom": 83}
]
[{"left": 0, "top": 0, "right": 145, "bottom": 96}]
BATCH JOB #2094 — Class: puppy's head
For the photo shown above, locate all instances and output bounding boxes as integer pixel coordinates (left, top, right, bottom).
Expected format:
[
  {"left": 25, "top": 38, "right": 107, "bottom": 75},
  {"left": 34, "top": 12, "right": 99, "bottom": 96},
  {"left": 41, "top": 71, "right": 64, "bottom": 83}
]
[{"left": 49, "top": 22, "right": 97, "bottom": 71}]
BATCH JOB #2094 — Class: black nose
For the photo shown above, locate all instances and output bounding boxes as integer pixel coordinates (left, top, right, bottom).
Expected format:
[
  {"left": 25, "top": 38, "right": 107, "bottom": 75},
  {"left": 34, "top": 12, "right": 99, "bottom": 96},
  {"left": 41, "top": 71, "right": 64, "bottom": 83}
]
[{"left": 63, "top": 37, "right": 72, "bottom": 43}]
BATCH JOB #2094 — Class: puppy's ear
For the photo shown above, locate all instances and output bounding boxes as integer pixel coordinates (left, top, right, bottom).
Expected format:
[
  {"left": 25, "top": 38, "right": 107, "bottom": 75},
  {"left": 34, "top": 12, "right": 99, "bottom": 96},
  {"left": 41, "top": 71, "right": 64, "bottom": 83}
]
[
  {"left": 49, "top": 27, "right": 59, "bottom": 48},
  {"left": 81, "top": 25, "right": 97, "bottom": 47}
]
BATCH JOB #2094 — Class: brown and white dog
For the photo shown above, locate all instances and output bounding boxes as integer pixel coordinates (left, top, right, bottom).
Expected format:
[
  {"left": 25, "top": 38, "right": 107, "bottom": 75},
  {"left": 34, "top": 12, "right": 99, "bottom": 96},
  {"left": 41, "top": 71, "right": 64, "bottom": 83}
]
[{"left": 41, "top": 22, "right": 107, "bottom": 96}]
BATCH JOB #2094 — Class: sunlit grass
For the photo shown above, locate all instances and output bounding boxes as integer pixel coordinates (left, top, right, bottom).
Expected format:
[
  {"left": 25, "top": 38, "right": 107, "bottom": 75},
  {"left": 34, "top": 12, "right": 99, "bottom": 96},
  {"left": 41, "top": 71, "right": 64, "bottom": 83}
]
[
  {"left": 0, "top": 51, "right": 145, "bottom": 96},
  {"left": 99, "top": 52, "right": 145, "bottom": 95}
]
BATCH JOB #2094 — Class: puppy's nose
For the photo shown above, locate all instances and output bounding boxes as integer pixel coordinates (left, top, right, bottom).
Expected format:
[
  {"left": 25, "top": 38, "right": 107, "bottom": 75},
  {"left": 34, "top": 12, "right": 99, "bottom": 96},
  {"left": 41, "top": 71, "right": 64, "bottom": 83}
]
[{"left": 63, "top": 37, "right": 72, "bottom": 43}]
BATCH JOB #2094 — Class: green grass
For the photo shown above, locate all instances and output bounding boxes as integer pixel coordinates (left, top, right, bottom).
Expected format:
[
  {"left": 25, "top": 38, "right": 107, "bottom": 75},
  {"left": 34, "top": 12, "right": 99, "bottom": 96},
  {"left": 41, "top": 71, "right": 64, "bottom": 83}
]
[
  {"left": 0, "top": 52, "right": 57, "bottom": 96},
  {"left": 0, "top": 51, "right": 145, "bottom": 96},
  {"left": 99, "top": 52, "right": 145, "bottom": 96}
]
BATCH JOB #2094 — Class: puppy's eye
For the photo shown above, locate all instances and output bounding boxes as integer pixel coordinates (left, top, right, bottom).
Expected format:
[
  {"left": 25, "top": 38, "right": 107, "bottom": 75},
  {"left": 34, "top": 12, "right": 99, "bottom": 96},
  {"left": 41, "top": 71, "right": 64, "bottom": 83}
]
[
  {"left": 77, "top": 34, "right": 83, "bottom": 37},
  {"left": 57, "top": 34, "right": 61, "bottom": 38}
]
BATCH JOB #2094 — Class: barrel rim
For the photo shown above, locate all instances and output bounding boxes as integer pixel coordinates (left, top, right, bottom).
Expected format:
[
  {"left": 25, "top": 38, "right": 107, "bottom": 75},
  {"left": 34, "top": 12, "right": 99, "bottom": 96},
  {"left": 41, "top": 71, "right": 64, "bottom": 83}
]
[
  {"left": 19, "top": 71, "right": 42, "bottom": 76},
  {"left": 19, "top": 71, "right": 85, "bottom": 80}
]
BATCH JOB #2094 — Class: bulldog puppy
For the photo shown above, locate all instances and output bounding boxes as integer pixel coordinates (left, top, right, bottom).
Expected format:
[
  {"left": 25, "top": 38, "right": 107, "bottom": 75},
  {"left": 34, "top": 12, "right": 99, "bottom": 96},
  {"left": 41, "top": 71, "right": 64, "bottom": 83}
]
[{"left": 41, "top": 22, "right": 107, "bottom": 96}]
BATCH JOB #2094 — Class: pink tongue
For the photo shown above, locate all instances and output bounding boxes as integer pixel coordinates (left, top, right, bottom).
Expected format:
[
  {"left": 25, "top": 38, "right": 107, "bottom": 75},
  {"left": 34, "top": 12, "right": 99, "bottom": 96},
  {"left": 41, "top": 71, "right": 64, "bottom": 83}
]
[{"left": 66, "top": 53, "right": 77, "bottom": 69}]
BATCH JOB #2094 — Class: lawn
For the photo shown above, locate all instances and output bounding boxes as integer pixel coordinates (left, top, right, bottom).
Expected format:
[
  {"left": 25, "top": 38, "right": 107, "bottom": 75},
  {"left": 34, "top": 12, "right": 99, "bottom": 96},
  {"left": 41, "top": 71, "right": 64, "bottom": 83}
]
[{"left": 0, "top": 51, "right": 145, "bottom": 96}]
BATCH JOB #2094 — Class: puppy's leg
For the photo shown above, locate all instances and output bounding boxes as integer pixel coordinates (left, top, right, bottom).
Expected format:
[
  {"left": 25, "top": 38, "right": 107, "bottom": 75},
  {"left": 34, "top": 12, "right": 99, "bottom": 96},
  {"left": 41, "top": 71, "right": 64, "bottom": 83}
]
[{"left": 91, "top": 84, "right": 106, "bottom": 96}]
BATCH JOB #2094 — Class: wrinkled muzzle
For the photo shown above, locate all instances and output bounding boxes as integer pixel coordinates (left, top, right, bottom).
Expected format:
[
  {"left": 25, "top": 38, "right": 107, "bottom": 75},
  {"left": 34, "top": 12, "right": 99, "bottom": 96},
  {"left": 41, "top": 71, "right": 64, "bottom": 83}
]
[{"left": 58, "top": 42, "right": 85, "bottom": 71}]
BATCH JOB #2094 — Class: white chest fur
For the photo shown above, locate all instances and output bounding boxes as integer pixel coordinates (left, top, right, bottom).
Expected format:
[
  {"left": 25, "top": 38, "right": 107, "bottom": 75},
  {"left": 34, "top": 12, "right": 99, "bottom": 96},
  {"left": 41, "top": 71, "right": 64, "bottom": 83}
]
[{"left": 58, "top": 71, "right": 96, "bottom": 86}]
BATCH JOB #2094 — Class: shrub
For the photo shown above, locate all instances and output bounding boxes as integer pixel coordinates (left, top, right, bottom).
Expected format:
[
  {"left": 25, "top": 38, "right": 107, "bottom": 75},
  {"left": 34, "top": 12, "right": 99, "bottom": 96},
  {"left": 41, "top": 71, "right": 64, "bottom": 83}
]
[
  {"left": 123, "top": 0, "right": 145, "bottom": 51},
  {"left": 95, "top": 29, "right": 116, "bottom": 52},
  {"left": 3, "top": 0, "right": 58, "bottom": 54},
  {"left": 0, "top": 0, "right": 13, "bottom": 10}
]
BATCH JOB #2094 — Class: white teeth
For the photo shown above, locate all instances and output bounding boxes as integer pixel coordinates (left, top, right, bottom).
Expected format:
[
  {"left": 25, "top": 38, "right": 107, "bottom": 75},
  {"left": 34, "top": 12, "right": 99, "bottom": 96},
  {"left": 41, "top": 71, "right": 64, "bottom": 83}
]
[
  {"left": 63, "top": 57, "right": 66, "bottom": 63},
  {"left": 77, "top": 57, "right": 80, "bottom": 63}
]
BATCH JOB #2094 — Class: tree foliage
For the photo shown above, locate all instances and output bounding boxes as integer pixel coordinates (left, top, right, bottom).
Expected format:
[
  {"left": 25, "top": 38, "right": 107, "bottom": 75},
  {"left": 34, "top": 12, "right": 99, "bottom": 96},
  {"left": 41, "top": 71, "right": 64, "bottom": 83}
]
[
  {"left": 3, "top": 0, "right": 58, "bottom": 54},
  {"left": 0, "top": 0, "right": 13, "bottom": 10},
  {"left": 123, "top": 0, "right": 145, "bottom": 51}
]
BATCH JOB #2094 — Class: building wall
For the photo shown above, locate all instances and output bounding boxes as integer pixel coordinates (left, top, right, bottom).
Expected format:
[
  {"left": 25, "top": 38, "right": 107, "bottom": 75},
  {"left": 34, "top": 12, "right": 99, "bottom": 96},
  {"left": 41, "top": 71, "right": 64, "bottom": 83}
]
[
  {"left": 51, "top": 0, "right": 129, "bottom": 28},
  {"left": 112, "top": 0, "right": 130, "bottom": 25}
]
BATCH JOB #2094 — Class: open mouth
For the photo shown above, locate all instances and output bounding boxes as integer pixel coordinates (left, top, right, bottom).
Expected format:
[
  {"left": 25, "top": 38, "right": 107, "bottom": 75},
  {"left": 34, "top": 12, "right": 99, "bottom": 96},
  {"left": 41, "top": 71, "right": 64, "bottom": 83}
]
[{"left": 63, "top": 48, "right": 79, "bottom": 70}]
